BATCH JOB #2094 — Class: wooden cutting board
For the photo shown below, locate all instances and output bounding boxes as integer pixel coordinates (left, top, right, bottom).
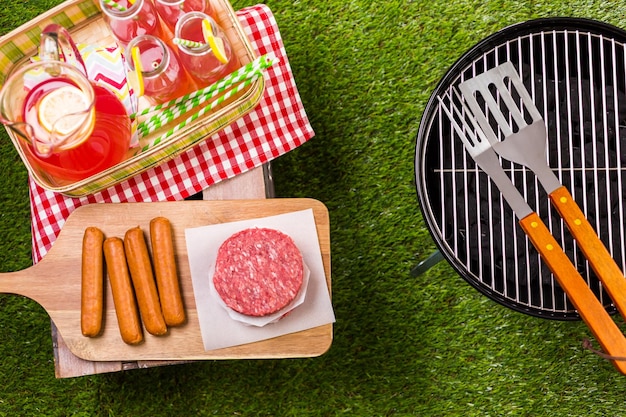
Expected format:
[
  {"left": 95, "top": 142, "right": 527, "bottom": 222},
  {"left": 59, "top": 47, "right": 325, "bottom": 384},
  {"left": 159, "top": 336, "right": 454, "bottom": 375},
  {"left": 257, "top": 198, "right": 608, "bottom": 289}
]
[{"left": 0, "top": 199, "right": 332, "bottom": 361}]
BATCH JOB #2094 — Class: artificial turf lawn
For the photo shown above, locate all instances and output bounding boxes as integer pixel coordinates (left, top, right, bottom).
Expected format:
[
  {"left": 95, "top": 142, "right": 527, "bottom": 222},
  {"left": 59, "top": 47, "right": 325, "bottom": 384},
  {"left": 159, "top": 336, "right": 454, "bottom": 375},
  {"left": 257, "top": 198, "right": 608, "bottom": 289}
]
[{"left": 4, "top": 0, "right": 626, "bottom": 415}]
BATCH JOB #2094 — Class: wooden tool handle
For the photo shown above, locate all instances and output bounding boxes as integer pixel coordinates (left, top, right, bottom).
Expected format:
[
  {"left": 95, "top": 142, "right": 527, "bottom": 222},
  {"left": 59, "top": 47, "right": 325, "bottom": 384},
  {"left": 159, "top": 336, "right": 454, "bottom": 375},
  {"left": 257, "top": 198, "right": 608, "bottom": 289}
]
[
  {"left": 519, "top": 212, "right": 626, "bottom": 374},
  {"left": 549, "top": 186, "right": 626, "bottom": 319}
]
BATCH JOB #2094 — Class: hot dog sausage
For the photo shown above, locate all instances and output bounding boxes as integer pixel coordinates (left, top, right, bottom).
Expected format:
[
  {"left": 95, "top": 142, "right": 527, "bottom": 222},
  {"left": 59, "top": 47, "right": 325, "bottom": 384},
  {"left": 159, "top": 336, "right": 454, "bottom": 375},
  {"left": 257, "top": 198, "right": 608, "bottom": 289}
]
[
  {"left": 81, "top": 227, "right": 105, "bottom": 337},
  {"left": 103, "top": 237, "right": 143, "bottom": 345},
  {"left": 124, "top": 227, "right": 167, "bottom": 336},
  {"left": 150, "top": 217, "right": 186, "bottom": 326}
]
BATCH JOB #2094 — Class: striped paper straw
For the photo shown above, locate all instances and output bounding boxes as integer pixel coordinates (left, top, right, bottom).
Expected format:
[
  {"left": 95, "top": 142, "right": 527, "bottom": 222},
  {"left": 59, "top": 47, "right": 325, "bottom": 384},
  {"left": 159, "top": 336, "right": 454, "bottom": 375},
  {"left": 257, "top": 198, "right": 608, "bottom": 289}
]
[
  {"left": 135, "top": 66, "right": 263, "bottom": 137},
  {"left": 136, "top": 90, "right": 218, "bottom": 137},
  {"left": 173, "top": 38, "right": 205, "bottom": 49},
  {"left": 130, "top": 54, "right": 278, "bottom": 119},
  {"left": 140, "top": 75, "right": 260, "bottom": 152},
  {"left": 102, "top": 0, "right": 127, "bottom": 11}
]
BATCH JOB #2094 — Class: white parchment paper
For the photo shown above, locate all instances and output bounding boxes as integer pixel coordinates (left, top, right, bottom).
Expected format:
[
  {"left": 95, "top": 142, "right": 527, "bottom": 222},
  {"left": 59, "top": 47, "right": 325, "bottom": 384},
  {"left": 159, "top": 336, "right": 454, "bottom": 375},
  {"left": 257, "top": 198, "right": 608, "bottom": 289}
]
[{"left": 185, "top": 209, "right": 336, "bottom": 351}]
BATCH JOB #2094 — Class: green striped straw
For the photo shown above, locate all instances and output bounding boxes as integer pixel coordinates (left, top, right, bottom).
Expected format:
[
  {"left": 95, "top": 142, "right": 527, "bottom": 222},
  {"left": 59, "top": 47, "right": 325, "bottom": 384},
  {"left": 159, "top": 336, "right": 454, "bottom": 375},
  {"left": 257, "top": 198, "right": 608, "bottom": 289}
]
[
  {"left": 136, "top": 89, "right": 220, "bottom": 137},
  {"left": 130, "top": 54, "right": 277, "bottom": 120},
  {"left": 102, "top": 0, "right": 127, "bottom": 11},
  {"left": 135, "top": 69, "right": 263, "bottom": 137},
  {"left": 140, "top": 75, "right": 260, "bottom": 152},
  {"left": 136, "top": 83, "right": 224, "bottom": 134},
  {"left": 173, "top": 38, "right": 205, "bottom": 49}
]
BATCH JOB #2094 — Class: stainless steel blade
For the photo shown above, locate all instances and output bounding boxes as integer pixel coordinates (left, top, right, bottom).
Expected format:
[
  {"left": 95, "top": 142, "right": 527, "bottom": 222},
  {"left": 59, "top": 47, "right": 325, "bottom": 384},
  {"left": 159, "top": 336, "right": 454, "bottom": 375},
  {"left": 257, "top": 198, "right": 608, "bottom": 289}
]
[
  {"left": 458, "top": 62, "right": 561, "bottom": 194},
  {"left": 437, "top": 92, "right": 533, "bottom": 220}
]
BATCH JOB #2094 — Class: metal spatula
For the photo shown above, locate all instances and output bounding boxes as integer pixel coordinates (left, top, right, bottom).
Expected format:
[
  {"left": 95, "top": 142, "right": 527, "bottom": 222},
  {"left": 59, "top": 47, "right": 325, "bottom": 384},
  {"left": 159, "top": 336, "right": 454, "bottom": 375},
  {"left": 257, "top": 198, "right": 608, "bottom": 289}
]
[
  {"left": 438, "top": 90, "right": 626, "bottom": 374},
  {"left": 458, "top": 62, "right": 626, "bottom": 321}
]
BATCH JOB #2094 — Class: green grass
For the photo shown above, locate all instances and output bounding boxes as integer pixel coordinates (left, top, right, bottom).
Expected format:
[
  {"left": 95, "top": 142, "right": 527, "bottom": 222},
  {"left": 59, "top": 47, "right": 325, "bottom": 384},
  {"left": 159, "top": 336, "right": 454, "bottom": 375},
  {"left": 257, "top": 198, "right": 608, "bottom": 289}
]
[{"left": 4, "top": 0, "right": 626, "bottom": 415}]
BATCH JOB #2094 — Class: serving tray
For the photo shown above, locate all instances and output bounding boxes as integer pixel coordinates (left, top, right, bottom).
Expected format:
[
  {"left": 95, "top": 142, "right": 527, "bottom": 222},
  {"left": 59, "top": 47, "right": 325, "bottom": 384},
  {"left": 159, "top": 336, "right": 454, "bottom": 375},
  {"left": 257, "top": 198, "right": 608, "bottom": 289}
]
[
  {"left": 0, "top": 199, "right": 332, "bottom": 361},
  {"left": 0, "top": 0, "right": 264, "bottom": 197}
]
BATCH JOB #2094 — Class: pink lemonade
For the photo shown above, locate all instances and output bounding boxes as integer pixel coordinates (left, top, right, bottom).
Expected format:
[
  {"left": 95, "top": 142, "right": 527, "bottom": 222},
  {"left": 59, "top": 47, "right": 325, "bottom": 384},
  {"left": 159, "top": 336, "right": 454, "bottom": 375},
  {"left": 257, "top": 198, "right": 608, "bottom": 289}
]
[
  {"left": 180, "top": 17, "right": 207, "bottom": 44},
  {"left": 101, "top": 0, "right": 162, "bottom": 47},
  {"left": 22, "top": 78, "right": 131, "bottom": 182},
  {"left": 128, "top": 35, "right": 193, "bottom": 103},
  {"left": 176, "top": 15, "right": 239, "bottom": 86},
  {"left": 155, "top": 0, "right": 214, "bottom": 32}
]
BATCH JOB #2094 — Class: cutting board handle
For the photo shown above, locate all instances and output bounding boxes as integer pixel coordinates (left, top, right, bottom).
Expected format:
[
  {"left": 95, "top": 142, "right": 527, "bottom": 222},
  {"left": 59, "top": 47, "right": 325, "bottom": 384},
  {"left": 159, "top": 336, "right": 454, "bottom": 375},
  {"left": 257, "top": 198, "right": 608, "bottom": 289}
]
[{"left": 0, "top": 263, "right": 62, "bottom": 311}]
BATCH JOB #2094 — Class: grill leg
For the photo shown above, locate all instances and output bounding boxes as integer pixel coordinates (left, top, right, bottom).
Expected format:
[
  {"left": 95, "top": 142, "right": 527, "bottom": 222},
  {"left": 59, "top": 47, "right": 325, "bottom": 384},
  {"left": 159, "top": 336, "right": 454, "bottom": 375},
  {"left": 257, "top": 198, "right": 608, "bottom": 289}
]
[{"left": 410, "top": 250, "right": 444, "bottom": 276}]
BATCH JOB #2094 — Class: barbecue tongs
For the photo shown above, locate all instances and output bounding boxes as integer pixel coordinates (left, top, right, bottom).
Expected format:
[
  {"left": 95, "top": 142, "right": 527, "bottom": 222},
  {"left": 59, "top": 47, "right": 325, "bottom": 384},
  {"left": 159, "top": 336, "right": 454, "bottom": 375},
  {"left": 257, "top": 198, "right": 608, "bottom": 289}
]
[{"left": 438, "top": 65, "right": 626, "bottom": 374}]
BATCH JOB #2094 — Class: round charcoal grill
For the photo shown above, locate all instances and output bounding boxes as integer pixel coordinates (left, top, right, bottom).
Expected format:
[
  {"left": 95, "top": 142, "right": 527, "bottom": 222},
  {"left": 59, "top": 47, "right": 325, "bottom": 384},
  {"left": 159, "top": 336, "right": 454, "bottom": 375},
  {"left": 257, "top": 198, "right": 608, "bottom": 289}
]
[{"left": 415, "top": 18, "right": 626, "bottom": 320}]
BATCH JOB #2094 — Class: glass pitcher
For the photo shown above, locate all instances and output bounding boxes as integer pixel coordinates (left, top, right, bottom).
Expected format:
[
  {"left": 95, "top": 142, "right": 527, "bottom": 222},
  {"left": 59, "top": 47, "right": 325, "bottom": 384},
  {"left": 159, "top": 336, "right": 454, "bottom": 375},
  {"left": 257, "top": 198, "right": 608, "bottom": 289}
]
[{"left": 0, "top": 24, "right": 132, "bottom": 183}]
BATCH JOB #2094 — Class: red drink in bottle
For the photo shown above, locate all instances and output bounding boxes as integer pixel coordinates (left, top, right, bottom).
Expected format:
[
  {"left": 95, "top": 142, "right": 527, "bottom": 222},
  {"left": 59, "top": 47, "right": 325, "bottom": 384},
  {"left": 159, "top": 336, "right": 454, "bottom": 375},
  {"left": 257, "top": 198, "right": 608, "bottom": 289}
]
[
  {"left": 100, "top": 0, "right": 162, "bottom": 48},
  {"left": 154, "top": 0, "right": 214, "bottom": 32},
  {"left": 174, "top": 12, "right": 239, "bottom": 87},
  {"left": 127, "top": 35, "right": 192, "bottom": 104}
]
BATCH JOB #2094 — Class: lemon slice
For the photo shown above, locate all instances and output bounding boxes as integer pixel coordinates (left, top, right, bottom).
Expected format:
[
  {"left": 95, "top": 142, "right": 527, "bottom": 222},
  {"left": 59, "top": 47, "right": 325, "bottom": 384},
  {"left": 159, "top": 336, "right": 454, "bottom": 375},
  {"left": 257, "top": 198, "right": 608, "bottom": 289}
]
[
  {"left": 37, "top": 85, "right": 92, "bottom": 136},
  {"left": 201, "top": 19, "right": 229, "bottom": 64},
  {"left": 127, "top": 46, "right": 145, "bottom": 97}
]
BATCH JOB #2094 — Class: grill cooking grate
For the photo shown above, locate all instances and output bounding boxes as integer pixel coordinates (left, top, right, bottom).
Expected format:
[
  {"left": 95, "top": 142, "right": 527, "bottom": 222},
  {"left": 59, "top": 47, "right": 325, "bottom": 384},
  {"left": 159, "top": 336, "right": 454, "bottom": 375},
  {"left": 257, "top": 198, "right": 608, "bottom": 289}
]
[{"left": 416, "top": 19, "right": 626, "bottom": 319}]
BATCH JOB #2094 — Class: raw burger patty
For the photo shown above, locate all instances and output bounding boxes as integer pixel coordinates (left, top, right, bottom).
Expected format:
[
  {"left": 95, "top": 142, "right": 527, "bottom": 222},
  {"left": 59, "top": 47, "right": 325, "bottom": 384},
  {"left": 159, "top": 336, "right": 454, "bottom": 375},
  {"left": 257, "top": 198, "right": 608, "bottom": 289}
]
[{"left": 213, "top": 228, "right": 304, "bottom": 316}]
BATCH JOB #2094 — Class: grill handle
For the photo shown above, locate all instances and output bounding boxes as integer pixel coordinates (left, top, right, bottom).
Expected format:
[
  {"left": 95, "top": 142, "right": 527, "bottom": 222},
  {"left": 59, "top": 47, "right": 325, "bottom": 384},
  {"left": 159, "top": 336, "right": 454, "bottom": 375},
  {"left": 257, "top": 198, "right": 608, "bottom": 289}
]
[
  {"left": 519, "top": 211, "right": 626, "bottom": 374},
  {"left": 549, "top": 186, "right": 626, "bottom": 320}
]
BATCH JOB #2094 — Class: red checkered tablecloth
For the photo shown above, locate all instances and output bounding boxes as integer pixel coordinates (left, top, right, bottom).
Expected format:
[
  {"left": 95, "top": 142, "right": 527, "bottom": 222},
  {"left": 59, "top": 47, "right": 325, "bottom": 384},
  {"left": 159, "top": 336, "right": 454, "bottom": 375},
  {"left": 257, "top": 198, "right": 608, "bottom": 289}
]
[{"left": 29, "top": 4, "right": 314, "bottom": 263}]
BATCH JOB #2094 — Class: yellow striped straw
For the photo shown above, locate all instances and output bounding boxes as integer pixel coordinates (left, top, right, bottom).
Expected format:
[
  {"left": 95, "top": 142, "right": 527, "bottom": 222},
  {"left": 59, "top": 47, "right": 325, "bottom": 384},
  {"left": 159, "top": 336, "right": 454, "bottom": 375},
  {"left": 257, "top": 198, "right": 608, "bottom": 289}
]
[{"left": 173, "top": 38, "right": 205, "bottom": 49}]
